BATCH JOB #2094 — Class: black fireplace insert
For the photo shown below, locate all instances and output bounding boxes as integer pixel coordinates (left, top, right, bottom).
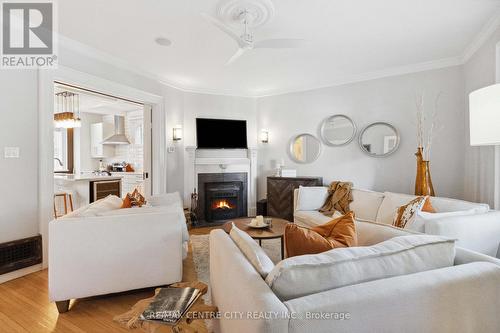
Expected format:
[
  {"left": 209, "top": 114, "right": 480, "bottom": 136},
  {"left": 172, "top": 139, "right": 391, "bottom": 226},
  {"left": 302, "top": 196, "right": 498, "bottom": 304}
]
[{"left": 197, "top": 173, "right": 248, "bottom": 223}]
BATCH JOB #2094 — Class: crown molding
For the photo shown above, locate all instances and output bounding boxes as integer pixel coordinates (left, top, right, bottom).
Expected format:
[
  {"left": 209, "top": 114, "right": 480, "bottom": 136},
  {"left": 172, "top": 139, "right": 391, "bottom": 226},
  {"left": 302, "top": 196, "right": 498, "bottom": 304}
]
[
  {"left": 252, "top": 57, "right": 463, "bottom": 98},
  {"left": 461, "top": 10, "right": 500, "bottom": 63},
  {"left": 58, "top": 11, "right": 500, "bottom": 99}
]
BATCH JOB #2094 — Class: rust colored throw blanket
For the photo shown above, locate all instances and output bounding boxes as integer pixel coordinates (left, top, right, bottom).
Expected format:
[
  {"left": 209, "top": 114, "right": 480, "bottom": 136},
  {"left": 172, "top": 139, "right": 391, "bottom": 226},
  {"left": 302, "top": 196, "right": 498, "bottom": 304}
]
[{"left": 319, "top": 181, "right": 353, "bottom": 216}]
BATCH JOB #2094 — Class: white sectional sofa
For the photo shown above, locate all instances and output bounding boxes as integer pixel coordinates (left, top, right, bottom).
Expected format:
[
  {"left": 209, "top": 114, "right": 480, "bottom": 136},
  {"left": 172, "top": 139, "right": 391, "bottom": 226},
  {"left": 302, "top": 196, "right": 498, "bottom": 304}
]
[
  {"left": 294, "top": 187, "right": 500, "bottom": 257},
  {"left": 210, "top": 219, "right": 500, "bottom": 333},
  {"left": 48, "top": 192, "right": 188, "bottom": 312}
]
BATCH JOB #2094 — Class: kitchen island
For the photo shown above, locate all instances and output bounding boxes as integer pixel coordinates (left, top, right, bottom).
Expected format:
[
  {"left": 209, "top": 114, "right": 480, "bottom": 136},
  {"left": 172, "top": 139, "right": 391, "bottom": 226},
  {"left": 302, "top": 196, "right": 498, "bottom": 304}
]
[{"left": 54, "top": 174, "right": 123, "bottom": 210}]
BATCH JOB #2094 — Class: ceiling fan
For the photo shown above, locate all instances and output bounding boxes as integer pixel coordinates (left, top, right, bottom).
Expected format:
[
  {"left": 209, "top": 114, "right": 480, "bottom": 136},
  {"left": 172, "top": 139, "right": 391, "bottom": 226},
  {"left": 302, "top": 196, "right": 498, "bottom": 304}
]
[{"left": 201, "top": 10, "right": 305, "bottom": 65}]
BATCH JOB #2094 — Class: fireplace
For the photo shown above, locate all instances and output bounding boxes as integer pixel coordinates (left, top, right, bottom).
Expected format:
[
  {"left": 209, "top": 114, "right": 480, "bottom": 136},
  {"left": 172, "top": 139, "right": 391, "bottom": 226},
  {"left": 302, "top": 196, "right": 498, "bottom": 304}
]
[
  {"left": 197, "top": 173, "right": 247, "bottom": 224},
  {"left": 206, "top": 182, "right": 243, "bottom": 221}
]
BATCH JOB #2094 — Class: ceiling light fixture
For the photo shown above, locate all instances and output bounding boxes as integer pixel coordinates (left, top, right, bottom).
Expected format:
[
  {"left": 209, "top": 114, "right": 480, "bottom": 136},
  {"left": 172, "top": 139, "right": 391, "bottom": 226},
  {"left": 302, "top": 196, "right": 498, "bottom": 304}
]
[
  {"left": 155, "top": 37, "right": 172, "bottom": 47},
  {"left": 54, "top": 91, "right": 81, "bottom": 128}
]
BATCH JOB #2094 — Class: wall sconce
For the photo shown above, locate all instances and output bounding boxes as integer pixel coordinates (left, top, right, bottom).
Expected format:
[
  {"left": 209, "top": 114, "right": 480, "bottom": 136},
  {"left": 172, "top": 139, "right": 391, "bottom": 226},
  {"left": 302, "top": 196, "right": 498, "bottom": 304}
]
[
  {"left": 260, "top": 130, "right": 269, "bottom": 143},
  {"left": 173, "top": 125, "right": 182, "bottom": 141}
]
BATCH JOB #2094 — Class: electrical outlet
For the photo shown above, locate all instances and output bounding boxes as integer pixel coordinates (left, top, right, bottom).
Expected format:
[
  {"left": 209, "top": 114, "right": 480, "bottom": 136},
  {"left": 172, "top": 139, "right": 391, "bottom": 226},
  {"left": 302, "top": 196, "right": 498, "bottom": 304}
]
[
  {"left": 4, "top": 147, "right": 20, "bottom": 158},
  {"left": 167, "top": 146, "right": 175, "bottom": 153}
]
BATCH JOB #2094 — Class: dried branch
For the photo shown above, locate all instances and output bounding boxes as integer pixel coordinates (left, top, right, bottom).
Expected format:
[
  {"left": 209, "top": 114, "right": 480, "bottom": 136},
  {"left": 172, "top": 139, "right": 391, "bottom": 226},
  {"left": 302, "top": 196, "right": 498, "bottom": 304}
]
[{"left": 415, "top": 91, "right": 442, "bottom": 160}]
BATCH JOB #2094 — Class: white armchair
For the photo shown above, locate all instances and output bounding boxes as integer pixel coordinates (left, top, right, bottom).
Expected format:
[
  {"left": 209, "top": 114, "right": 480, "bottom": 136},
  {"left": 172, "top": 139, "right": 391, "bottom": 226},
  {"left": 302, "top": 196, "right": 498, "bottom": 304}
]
[{"left": 49, "top": 195, "right": 187, "bottom": 313}]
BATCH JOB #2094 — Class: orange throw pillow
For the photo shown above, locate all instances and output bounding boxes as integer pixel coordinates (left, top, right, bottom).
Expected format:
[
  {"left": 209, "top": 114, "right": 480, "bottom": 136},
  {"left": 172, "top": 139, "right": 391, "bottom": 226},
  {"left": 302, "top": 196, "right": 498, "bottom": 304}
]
[
  {"left": 285, "top": 212, "right": 357, "bottom": 258},
  {"left": 121, "top": 189, "right": 146, "bottom": 208},
  {"left": 121, "top": 195, "right": 132, "bottom": 208}
]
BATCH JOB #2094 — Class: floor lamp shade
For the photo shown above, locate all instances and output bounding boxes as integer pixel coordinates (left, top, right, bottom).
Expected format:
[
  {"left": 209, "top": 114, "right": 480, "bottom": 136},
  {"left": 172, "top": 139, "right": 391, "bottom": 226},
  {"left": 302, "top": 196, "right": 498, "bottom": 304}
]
[{"left": 470, "top": 83, "right": 500, "bottom": 146}]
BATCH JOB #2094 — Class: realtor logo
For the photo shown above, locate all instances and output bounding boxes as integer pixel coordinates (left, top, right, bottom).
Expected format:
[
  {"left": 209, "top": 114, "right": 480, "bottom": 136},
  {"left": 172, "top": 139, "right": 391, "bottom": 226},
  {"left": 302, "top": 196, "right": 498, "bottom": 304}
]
[{"left": 1, "top": 1, "right": 57, "bottom": 68}]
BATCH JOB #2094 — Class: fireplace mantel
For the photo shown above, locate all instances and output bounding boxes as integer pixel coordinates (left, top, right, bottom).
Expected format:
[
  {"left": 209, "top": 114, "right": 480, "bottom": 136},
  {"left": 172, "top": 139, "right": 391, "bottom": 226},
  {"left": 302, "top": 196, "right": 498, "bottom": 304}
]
[{"left": 184, "top": 147, "right": 257, "bottom": 217}]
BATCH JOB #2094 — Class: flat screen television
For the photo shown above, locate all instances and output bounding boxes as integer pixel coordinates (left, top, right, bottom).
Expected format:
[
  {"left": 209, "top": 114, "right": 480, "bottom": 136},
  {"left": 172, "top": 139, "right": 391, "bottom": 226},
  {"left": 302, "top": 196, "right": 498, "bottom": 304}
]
[{"left": 196, "top": 118, "right": 247, "bottom": 149}]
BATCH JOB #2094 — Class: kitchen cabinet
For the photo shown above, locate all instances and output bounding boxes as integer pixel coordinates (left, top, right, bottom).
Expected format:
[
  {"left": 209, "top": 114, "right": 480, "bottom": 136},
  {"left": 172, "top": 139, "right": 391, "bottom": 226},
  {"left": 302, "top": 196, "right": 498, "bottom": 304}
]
[{"left": 90, "top": 122, "right": 114, "bottom": 158}]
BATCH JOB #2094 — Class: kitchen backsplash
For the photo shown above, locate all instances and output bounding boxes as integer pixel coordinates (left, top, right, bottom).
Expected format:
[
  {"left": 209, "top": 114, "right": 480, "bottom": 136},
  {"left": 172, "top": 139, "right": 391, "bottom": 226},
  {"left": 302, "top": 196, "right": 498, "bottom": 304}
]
[{"left": 103, "top": 110, "right": 144, "bottom": 172}]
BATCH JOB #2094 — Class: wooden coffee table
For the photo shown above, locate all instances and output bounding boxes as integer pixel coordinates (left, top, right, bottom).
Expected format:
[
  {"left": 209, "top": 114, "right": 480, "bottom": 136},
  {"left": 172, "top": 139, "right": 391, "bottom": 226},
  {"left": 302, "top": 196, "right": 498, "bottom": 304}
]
[{"left": 223, "top": 217, "right": 289, "bottom": 259}]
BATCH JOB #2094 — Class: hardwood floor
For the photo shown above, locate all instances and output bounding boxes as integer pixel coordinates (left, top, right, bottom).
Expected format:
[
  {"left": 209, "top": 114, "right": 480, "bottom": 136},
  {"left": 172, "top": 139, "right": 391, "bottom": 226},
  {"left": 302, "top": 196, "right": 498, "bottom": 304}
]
[{"left": 0, "top": 227, "right": 215, "bottom": 333}]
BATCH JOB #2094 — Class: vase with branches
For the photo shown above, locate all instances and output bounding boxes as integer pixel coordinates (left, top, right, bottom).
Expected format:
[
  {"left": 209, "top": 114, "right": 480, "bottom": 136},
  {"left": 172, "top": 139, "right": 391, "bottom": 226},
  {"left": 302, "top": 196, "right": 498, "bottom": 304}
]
[{"left": 414, "top": 92, "right": 442, "bottom": 196}]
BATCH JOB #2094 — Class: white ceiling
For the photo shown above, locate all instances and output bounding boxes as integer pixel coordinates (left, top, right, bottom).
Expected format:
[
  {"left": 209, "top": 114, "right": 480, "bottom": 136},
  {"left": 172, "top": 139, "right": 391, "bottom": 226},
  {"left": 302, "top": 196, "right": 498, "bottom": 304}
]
[{"left": 58, "top": 0, "right": 500, "bottom": 97}]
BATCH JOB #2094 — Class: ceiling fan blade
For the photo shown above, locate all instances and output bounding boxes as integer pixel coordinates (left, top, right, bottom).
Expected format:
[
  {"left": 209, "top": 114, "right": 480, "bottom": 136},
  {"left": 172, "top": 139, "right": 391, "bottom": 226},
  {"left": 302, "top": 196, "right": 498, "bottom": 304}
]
[
  {"left": 225, "top": 48, "right": 247, "bottom": 65},
  {"left": 201, "top": 13, "right": 244, "bottom": 47},
  {"left": 254, "top": 38, "right": 306, "bottom": 49}
]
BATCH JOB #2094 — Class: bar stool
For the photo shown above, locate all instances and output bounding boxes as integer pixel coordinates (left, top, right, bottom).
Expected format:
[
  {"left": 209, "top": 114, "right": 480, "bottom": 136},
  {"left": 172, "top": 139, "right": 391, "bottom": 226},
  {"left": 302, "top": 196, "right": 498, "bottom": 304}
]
[{"left": 54, "top": 192, "right": 74, "bottom": 218}]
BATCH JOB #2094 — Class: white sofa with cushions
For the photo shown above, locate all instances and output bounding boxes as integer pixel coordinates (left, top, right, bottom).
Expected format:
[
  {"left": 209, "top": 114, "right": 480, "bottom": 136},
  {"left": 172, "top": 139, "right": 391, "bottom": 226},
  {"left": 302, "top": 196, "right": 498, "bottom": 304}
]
[
  {"left": 48, "top": 192, "right": 189, "bottom": 312},
  {"left": 293, "top": 187, "right": 500, "bottom": 257},
  {"left": 210, "top": 219, "right": 500, "bottom": 333}
]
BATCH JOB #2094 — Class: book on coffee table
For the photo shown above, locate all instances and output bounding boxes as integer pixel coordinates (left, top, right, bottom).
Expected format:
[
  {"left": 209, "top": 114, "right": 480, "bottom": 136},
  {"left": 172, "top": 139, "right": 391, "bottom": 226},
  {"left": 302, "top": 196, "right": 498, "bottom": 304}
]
[{"left": 139, "top": 287, "right": 201, "bottom": 325}]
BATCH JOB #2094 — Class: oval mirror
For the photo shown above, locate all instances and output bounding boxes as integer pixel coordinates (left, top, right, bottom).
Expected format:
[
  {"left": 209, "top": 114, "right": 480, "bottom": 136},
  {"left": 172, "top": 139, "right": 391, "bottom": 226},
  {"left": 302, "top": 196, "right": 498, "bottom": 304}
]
[
  {"left": 320, "top": 114, "right": 356, "bottom": 146},
  {"left": 359, "top": 122, "right": 400, "bottom": 157},
  {"left": 289, "top": 134, "right": 322, "bottom": 163}
]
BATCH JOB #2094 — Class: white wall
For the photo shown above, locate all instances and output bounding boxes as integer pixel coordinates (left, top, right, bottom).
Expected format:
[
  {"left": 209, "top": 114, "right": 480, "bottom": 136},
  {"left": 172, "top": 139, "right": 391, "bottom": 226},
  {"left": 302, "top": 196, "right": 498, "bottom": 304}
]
[
  {"left": 182, "top": 92, "right": 257, "bottom": 148},
  {"left": 463, "top": 26, "right": 500, "bottom": 207},
  {"left": 257, "top": 66, "right": 466, "bottom": 200},
  {"left": 164, "top": 85, "right": 185, "bottom": 194},
  {"left": 0, "top": 71, "right": 39, "bottom": 243}
]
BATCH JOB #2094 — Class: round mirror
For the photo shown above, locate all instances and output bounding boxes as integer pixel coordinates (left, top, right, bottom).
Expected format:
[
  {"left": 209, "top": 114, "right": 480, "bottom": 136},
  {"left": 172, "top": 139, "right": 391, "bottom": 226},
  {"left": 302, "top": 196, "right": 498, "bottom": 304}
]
[
  {"left": 359, "top": 122, "right": 400, "bottom": 157},
  {"left": 320, "top": 114, "right": 356, "bottom": 146},
  {"left": 289, "top": 134, "right": 322, "bottom": 163}
]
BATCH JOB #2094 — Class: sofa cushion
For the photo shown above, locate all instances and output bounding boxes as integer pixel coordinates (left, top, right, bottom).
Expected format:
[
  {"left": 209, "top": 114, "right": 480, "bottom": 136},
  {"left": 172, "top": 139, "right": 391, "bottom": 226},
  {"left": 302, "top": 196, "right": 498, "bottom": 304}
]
[
  {"left": 229, "top": 223, "right": 275, "bottom": 278},
  {"left": 62, "top": 195, "right": 123, "bottom": 218},
  {"left": 98, "top": 206, "right": 169, "bottom": 216},
  {"left": 429, "top": 196, "right": 489, "bottom": 213},
  {"left": 376, "top": 192, "right": 418, "bottom": 224},
  {"left": 296, "top": 186, "right": 328, "bottom": 211},
  {"left": 355, "top": 220, "right": 418, "bottom": 246},
  {"left": 285, "top": 212, "right": 357, "bottom": 257},
  {"left": 97, "top": 205, "right": 190, "bottom": 243},
  {"left": 147, "top": 192, "right": 183, "bottom": 208},
  {"left": 377, "top": 192, "right": 489, "bottom": 225},
  {"left": 265, "top": 234, "right": 455, "bottom": 301},
  {"left": 408, "top": 209, "right": 480, "bottom": 233},
  {"left": 350, "top": 188, "right": 385, "bottom": 222},
  {"left": 294, "top": 210, "right": 341, "bottom": 228}
]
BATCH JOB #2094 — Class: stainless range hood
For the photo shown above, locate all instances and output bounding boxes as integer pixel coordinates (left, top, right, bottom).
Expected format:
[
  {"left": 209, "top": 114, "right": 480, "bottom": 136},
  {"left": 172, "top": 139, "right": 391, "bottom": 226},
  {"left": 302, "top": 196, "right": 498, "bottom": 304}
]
[{"left": 102, "top": 115, "right": 130, "bottom": 145}]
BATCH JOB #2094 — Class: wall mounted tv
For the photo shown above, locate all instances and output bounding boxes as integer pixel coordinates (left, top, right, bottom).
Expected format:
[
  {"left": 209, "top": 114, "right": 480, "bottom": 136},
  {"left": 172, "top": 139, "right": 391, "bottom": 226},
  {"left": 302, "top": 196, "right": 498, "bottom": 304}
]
[{"left": 196, "top": 118, "right": 248, "bottom": 149}]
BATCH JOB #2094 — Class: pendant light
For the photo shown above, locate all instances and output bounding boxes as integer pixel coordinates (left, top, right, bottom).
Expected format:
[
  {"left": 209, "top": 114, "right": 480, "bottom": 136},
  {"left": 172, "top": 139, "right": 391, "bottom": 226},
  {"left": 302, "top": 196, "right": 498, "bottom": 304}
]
[{"left": 54, "top": 91, "right": 81, "bottom": 128}]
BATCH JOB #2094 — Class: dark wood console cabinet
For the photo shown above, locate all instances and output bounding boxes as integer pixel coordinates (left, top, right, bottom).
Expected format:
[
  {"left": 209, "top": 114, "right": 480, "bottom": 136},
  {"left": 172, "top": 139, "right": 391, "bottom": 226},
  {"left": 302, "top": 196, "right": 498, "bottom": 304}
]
[{"left": 267, "top": 176, "right": 323, "bottom": 221}]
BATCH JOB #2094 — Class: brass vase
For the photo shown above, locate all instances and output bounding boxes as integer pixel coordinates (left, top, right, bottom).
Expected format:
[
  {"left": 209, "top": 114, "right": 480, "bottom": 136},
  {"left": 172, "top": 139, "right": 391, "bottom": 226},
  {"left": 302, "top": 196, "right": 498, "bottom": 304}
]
[{"left": 415, "top": 147, "right": 435, "bottom": 196}]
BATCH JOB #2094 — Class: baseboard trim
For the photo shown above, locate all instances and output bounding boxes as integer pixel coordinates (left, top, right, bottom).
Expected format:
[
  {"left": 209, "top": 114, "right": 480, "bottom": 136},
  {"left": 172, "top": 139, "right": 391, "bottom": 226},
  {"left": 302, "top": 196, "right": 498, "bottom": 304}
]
[{"left": 0, "top": 264, "right": 43, "bottom": 284}]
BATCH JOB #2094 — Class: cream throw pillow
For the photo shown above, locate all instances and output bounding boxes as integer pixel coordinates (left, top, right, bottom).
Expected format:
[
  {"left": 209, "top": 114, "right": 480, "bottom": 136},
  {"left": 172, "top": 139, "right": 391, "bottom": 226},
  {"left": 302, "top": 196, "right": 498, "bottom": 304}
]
[
  {"left": 296, "top": 186, "right": 329, "bottom": 211},
  {"left": 229, "top": 223, "right": 275, "bottom": 278}
]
